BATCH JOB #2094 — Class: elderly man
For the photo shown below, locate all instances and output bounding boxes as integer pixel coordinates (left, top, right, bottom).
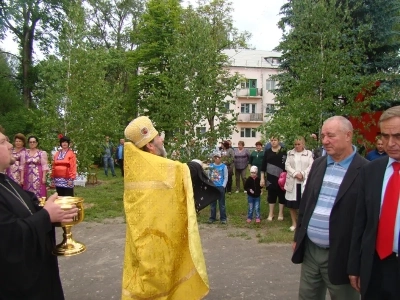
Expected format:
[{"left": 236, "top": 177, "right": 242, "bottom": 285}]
[
  {"left": 292, "top": 116, "right": 368, "bottom": 300},
  {"left": 121, "top": 116, "right": 217, "bottom": 300},
  {"left": 348, "top": 106, "right": 400, "bottom": 299},
  {"left": 0, "top": 127, "right": 78, "bottom": 299}
]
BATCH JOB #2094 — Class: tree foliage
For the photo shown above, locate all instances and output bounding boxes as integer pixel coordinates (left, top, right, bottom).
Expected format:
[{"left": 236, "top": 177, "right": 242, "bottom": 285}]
[
  {"left": 0, "top": 51, "right": 33, "bottom": 135},
  {"left": 32, "top": 1, "right": 126, "bottom": 170},
  {"left": 0, "top": 0, "right": 68, "bottom": 107},
  {"left": 132, "top": 0, "right": 250, "bottom": 161},
  {"left": 262, "top": 0, "right": 400, "bottom": 146},
  {"left": 1, "top": 0, "right": 251, "bottom": 166}
]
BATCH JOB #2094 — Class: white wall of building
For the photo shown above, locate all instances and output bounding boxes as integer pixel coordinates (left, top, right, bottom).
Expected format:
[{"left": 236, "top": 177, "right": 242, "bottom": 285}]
[{"left": 202, "top": 49, "right": 281, "bottom": 149}]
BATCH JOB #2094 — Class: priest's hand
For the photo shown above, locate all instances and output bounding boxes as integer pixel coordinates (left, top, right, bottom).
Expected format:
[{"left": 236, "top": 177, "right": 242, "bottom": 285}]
[{"left": 43, "top": 193, "right": 79, "bottom": 223}]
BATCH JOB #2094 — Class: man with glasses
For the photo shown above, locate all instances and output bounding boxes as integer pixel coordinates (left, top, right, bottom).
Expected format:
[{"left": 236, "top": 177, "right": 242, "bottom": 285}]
[{"left": 348, "top": 106, "right": 400, "bottom": 299}]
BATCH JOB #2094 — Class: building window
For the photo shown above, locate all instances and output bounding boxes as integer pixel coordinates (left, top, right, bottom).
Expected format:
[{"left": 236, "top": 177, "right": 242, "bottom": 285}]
[
  {"left": 225, "top": 102, "right": 230, "bottom": 110},
  {"left": 240, "top": 128, "right": 257, "bottom": 138},
  {"left": 266, "top": 104, "right": 275, "bottom": 114},
  {"left": 196, "top": 127, "right": 206, "bottom": 136},
  {"left": 266, "top": 79, "right": 277, "bottom": 90},
  {"left": 240, "top": 79, "right": 257, "bottom": 89},
  {"left": 241, "top": 103, "right": 256, "bottom": 113}
]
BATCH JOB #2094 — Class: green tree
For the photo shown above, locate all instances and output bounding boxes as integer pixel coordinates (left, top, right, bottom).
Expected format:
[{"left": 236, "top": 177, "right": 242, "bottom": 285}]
[
  {"left": 166, "top": 5, "right": 244, "bottom": 161},
  {"left": 262, "top": 0, "right": 400, "bottom": 145},
  {"left": 0, "top": 0, "right": 68, "bottom": 108},
  {"left": 85, "top": 0, "right": 145, "bottom": 50},
  {"left": 84, "top": 0, "right": 146, "bottom": 127},
  {"left": 0, "top": 51, "right": 33, "bottom": 135},
  {"left": 33, "top": 2, "right": 125, "bottom": 170},
  {"left": 130, "top": 0, "right": 182, "bottom": 136},
  {"left": 131, "top": 0, "right": 250, "bottom": 161}
]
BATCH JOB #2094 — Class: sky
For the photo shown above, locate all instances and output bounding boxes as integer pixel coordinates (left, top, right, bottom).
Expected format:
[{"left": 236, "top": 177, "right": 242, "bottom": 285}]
[
  {"left": 229, "top": 0, "right": 286, "bottom": 51},
  {"left": 1, "top": 0, "right": 285, "bottom": 55}
]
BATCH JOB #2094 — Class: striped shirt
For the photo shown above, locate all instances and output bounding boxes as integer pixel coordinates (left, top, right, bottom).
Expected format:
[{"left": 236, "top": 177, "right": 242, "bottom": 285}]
[{"left": 307, "top": 147, "right": 356, "bottom": 248}]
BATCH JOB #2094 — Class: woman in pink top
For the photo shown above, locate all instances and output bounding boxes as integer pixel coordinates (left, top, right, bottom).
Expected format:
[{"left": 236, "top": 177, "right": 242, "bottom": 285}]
[
  {"left": 21, "top": 135, "right": 49, "bottom": 198},
  {"left": 6, "top": 133, "right": 26, "bottom": 186}
]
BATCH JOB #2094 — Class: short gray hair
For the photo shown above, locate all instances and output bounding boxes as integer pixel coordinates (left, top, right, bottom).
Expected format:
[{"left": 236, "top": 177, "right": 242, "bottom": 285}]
[
  {"left": 379, "top": 105, "right": 400, "bottom": 126},
  {"left": 323, "top": 116, "right": 353, "bottom": 133}
]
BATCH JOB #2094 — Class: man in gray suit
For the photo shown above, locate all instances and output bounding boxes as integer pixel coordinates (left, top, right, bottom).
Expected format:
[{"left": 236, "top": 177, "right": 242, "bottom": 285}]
[{"left": 292, "top": 116, "right": 368, "bottom": 300}]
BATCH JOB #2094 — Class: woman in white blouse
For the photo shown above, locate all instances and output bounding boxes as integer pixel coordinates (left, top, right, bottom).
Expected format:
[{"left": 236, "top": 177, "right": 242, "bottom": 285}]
[{"left": 284, "top": 137, "right": 314, "bottom": 231}]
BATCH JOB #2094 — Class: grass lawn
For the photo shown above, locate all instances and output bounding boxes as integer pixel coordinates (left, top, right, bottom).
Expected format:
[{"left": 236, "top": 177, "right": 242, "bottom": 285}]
[{"left": 72, "top": 166, "right": 295, "bottom": 244}]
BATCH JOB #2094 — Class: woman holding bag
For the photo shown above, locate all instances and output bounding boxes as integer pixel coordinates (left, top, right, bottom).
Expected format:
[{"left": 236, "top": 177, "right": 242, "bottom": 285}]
[{"left": 284, "top": 137, "right": 313, "bottom": 231}]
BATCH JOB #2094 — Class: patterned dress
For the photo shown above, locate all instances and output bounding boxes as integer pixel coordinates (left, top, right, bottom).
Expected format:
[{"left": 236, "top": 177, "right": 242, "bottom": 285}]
[
  {"left": 21, "top": 150, "right": 49, "bottom": 198},
  {"left": 6, "top": 147, "right": 26, "bottom": 185}
]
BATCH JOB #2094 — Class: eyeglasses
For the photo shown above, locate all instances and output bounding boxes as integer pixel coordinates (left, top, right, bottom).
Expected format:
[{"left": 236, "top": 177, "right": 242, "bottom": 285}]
[
  {"left": 29, "top": 141, "right": 37, "bottom": 144},
  {"left": 250, "top": 172, "right": 256, "bottom": 174}
]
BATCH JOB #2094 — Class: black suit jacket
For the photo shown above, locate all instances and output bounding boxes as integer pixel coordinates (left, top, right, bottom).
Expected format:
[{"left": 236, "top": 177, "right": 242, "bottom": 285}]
[
  {"left": 347, "top": 156, "right": 396, "bottom": 297},
  {"left": 292, "top": 153, "right": 368, "bottom": 285}
]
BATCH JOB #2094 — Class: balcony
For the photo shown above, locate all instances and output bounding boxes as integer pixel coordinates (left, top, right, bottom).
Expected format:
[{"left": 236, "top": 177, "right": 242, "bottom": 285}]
[
  {"left": 237, "top": 113, "right": 264, "bottom": 123},
  {"left": 236, "top": 88, "right": 263, "bottom": 98}
]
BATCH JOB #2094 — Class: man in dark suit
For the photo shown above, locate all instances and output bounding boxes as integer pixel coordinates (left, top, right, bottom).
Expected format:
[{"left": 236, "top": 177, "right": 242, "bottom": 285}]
[
  {"left": 292, "top": 116, "right": 368, "bottom": 300},
  {"left": 348, "top": 106, "right": 400, "bottom": 300}
]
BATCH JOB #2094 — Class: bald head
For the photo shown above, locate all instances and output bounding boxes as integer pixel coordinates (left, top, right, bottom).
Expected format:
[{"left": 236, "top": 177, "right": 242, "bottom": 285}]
[{"left": 323, "top": 116, "right": 353, "bottom": 133}]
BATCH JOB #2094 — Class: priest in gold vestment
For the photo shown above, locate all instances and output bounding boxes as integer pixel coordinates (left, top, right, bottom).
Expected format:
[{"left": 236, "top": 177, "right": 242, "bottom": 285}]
[{"left": 122, "top": 116, "right": 209, "bottom": 300}]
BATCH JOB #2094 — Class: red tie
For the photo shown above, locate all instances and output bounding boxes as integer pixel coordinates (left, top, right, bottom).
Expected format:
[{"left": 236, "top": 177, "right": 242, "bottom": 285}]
[{"left": 376, "top": 162, "right": 400, "bottom": 259}]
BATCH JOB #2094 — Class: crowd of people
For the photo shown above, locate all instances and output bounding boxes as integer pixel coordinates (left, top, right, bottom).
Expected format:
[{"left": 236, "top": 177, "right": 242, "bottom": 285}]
[{"left": 0, "top": 105, "right": 399, "bottom": 299}]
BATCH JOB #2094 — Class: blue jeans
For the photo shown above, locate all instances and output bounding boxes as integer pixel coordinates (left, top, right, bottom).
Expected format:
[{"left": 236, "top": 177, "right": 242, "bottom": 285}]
[
  {"left": 247, "top": 195, "right": 260, "bottom": 219},
  {"left": 209, "top": 186, "right": 227, "bottom": 222},
  {"left": 103, "top": 156, "right": 116, "bottom": 176}
]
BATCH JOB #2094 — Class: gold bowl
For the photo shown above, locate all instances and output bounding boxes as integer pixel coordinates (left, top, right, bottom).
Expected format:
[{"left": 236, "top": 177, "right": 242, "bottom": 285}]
[{"left": 53, "top": 196, "right": 86, "bottom": 256}]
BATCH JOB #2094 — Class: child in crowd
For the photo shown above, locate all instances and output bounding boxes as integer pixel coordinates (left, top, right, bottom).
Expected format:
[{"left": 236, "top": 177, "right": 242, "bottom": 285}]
[
  {"left": 244, "top": 165, "right": 261, "bottom": 223},
  {"left": 208, "top": 152, "right": 228, "bottom": 224}
]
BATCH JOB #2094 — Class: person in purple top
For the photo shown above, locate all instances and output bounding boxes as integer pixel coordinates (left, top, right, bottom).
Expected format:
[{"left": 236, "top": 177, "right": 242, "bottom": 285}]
[{"left": 5, "top": 133, "right": 26, "bottom": 186}]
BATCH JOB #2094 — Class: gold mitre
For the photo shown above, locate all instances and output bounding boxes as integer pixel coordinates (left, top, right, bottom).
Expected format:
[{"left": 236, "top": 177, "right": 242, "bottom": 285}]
[{"left": 124, "top": 116, "right": 158, "bottom": 149}]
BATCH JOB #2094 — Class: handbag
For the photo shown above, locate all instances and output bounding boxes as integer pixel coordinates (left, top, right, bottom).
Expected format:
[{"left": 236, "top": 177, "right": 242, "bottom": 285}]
[{"left": 278, "top": 171, "right": 287, "bottom": 191}]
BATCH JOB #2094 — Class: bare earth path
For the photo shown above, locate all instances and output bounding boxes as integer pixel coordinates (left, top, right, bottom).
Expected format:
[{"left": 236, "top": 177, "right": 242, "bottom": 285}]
[{"left": 59, "top": 222, "right": 301, "bottom": 300}]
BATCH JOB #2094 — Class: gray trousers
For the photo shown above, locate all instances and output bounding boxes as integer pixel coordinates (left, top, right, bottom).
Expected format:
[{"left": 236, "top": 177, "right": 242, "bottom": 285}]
[{"left": 298, "top": 238, "right": 360, "bottom": 300}]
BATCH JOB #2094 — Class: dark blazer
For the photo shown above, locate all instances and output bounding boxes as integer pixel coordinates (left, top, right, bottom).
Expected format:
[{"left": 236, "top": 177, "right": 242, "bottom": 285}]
[
  {"left": 292, "top": 153, "right": 368, "bottom": 285},
  {"left": 187, "top": 161, "right": 220, "bottom": 212},
  {"left": 347, "top": 156, "right": 394, "bottom": 297}
]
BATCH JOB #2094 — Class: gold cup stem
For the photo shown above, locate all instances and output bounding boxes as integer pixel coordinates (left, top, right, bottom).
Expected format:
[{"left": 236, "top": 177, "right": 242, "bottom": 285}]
[{"left": 53, "top": 225, "right": 86, "bottom": 256}]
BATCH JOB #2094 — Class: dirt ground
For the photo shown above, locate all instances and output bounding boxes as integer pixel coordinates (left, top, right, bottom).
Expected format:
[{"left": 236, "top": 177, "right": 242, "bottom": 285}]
[{"left": 58, "top": 222, "right": 302, "bottom": 300}]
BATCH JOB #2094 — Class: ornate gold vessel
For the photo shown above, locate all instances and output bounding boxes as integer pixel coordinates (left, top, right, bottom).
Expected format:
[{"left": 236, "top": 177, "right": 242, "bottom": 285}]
[{"left": 53, "top": 196, "right": 86, "bottom": 256}]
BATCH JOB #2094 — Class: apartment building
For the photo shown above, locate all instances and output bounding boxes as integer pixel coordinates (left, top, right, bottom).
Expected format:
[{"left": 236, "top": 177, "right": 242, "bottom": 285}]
[{"left": 223, "top": 49, "right": 281, "bottom": 148}]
